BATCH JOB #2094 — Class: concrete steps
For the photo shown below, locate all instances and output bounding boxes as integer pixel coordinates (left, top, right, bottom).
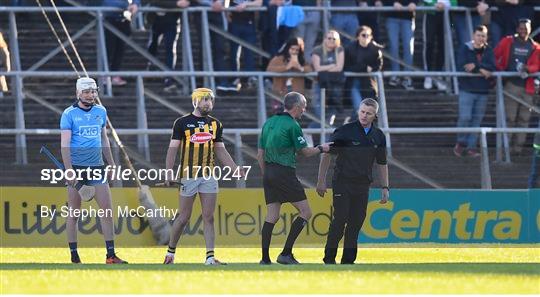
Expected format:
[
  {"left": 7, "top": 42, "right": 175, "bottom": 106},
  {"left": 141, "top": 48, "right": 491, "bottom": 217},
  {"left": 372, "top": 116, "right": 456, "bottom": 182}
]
[{"left": 0, "top": 6, "right": 535, "bottom": 189}]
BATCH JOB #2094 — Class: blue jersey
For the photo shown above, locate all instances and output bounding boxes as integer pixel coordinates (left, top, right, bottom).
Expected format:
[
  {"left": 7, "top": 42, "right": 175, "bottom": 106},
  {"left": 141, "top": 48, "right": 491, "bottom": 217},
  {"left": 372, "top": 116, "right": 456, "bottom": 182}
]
[{"left": 60, "top": 102, "right": 107, "bottom": 166}]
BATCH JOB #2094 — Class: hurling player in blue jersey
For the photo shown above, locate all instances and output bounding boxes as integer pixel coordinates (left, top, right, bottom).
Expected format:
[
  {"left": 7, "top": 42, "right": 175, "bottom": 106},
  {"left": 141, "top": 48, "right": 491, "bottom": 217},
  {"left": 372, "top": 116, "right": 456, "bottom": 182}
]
[{"left": 60, "top": 77, "right": 127, "bottom": 264}]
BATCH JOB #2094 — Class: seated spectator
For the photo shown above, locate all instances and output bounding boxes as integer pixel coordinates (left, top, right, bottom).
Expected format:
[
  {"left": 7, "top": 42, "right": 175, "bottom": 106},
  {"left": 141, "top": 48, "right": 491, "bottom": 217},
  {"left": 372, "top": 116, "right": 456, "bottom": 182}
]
[
  {"left": 494, "top": 18, "right": 540, "bottom": 155},
  {"left": 266, "top": 37, "right": 311, "bottom": 112},
  {"left": 146, "top": 0, "right": 188, "bottom": 92},
  {"left": 311, "top": 30, "right": 345, "bottom": 126},
  {"left": 345, "top": 26, "right": 383, "bottom": 121},
  {"left": 0, "top": 31, "right": 9, "bottom": 95},
  {"left": 383, "top": 0, "right": 417, "bottom": 90},
  {"left": 453, "top": 25, "right": 495, "bottom": 158},
  {"left": 101, "top": 0, "right": 140, "bottom": 86}
]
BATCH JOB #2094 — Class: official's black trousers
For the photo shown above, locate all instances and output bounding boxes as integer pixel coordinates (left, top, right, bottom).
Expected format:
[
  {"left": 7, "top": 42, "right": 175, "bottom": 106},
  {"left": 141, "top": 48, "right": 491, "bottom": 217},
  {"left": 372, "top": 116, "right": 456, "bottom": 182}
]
[{"left": 323, "top": 179, "right": 370, "bottom": 264}]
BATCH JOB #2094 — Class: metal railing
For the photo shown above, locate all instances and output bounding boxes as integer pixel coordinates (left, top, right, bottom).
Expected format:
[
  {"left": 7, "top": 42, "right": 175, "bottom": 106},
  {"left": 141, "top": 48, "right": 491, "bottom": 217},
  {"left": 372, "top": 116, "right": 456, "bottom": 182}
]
[
  {"left": 4, "top": 4, "right": 538, "bottom": 94},
  {"left": 0, "top": 71, "right": 540, "bottom": 158},
  {"left": 1, "top": 5, "right": 539, "bottom": 187},
  {"left": 1, "top": 70, "right": 537, "bottom": 164},
  {"left": 1, "top": 127, "right": 537, "bottom": 190}
]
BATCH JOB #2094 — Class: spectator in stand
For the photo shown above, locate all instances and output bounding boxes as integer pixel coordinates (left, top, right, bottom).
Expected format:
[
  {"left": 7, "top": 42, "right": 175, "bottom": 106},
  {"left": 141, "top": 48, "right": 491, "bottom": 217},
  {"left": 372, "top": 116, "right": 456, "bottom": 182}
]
[
  {"left": 489, "top": 0, "right": 535, "bottom": 46},
  {"left": 453, "top": 25, "right": 495, "bottom": 158},
  {"left": 277, "top": 2, "right": 305, "bottom": 48},
  {"left": 266, "top": 37, "right": 311, "bottom": 112},
  {"left": 229, "top": 0, "right": 263, "bottom": 89},
  {"left": 311, "top": 30, "right": 345, "bottom": 126},
  {"left": 345, "top": 26, "right": 383, "bottom": 121},
  {"left": 195, "top": 0, "right": 239, "bottom": 92},
  {"left": 293, "top": 0, "right": 321, "bottom": 64},
  {"left": 260, "top": 0, "right": 304, "bottom": 70},
  {"left": 494, "top": 18, "right": 540, "bottom": 155},
  {"left": 422, "top": 0, "right": 452, "bottom": 91},
  {"left": 146, "top": 0, "right": 189, "bottom": 92},
  {"left": 0, "top": 31, "right": 10, "bottom": 95},
  {"left": 383, "top": 0, "right": 417, "bottom": 90},
  {"left": 357, "top": 1, "right": 382, "bottom": 42},
  {"left": 260, "top": 0, "right": 287, "bottom": 70},
  {"left": 454, "top": 1, "right": 489, "bottom": 46},
  {"left": 101, "top": 0, "right": 140, "bottom": 86},
  {"left": 329, "top": 0, "right": 359, "bottom": 47}
]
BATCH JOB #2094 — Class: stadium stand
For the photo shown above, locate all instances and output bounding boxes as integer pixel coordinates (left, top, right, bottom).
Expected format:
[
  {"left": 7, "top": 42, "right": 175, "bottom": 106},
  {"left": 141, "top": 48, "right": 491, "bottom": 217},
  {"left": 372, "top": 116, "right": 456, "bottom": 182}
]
[{"left": 0, "top": 1, "right": 537, "bottom": 189}]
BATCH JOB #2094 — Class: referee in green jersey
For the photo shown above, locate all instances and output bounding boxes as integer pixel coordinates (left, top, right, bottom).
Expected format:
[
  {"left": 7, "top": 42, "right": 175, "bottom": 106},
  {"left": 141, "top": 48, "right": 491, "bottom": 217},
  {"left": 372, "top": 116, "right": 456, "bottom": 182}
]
[{"left": 257, "top": 92, "right": 332, "bottom": 265}]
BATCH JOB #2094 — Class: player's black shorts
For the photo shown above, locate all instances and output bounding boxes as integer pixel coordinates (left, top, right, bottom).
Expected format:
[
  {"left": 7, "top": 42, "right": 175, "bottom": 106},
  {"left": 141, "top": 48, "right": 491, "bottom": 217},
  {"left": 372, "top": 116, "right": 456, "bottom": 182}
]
[
  {"left": 72, "top": 165, "right": 107, "bottom": 186},
  {"left": 263, "top": 162, "right": 307, "bottom": 204}
]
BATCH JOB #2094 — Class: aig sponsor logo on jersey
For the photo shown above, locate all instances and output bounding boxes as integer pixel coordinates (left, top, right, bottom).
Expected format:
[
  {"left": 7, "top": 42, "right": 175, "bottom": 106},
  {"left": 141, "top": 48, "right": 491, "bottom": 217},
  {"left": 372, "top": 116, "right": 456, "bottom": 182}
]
[
  {"left": 78, "top": 125, "right": 100, "bottom": 138},
  {"left": 190, "top": 132, "right": 213, "bottom": 144}
]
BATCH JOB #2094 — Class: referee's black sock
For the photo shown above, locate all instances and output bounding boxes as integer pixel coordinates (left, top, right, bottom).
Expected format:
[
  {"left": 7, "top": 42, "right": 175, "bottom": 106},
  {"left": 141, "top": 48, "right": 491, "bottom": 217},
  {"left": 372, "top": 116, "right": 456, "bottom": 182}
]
[
  {"left": 281, "top": 217, "right": 308, "bottom": 256},
  {"left": 105, "top": 240, "right": 115, "bottom": 258},
  {"left": 69, "top": 242, "right": 78, "bottom": 257},
  {"left": 261, "top": 221, "right": 275, "bottom": 262}
]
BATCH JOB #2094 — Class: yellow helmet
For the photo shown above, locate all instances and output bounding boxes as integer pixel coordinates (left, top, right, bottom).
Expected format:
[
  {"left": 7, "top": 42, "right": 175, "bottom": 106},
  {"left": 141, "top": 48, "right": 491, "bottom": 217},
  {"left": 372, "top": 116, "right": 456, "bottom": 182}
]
[{"left": 191, "top": 88, "right": 215, "bottom": 108}]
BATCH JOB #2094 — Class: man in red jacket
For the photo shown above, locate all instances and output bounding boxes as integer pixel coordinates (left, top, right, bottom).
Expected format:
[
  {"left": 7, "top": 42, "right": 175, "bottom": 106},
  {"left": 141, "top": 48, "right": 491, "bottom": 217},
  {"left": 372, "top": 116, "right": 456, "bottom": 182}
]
[{"left": 494, "top": 18, "right": 540, "bottom": 155}]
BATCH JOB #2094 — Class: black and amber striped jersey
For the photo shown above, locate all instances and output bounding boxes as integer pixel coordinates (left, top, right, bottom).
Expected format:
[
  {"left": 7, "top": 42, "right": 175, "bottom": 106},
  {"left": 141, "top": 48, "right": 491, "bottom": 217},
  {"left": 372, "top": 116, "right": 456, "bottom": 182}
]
[{"left": 171, "top": 113, "right": 223, "bottom": 179}]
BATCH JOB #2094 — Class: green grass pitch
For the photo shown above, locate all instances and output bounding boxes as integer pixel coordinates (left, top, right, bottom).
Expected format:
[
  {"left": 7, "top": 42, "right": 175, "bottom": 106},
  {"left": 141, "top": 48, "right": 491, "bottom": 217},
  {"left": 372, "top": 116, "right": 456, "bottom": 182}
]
[{"left": 1, "top": 246, "right": 539, "bottom": 294}]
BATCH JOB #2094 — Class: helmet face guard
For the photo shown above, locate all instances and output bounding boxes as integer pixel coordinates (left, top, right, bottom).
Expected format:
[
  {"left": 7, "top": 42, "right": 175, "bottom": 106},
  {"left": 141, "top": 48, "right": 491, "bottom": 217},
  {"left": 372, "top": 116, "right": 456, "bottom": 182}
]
[{"left": 192, "top": 88, "right": 215, "bottom": 109}]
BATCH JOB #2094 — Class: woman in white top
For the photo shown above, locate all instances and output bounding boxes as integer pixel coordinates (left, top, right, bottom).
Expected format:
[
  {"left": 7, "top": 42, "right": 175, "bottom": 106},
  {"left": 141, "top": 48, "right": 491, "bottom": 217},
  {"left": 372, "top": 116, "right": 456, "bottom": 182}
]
[{"left": 310, "top": 30, "right": 345, "bottom": 127}]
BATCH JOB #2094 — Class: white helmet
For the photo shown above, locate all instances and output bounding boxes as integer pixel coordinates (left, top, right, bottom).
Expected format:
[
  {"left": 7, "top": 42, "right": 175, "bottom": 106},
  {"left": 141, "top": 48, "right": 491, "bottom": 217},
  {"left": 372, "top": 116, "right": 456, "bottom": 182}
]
[
  {"left": 76, "top": 77, "right": 97, "bottom": 92},
  {"left": 76, "top": 77, "right": 98, "bottom": 107}
]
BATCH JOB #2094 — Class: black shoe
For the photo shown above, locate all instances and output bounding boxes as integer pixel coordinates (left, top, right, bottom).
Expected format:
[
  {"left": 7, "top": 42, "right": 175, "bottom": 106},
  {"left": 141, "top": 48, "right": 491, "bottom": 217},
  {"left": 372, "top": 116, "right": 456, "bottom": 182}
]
[
  {"left": 340, "top": 261, "right": 355, "bottom": 265},
  {"left": 259, "top": 259, "right": 272, "bottom": 265},
  {"left": 276, "top": 253, "right": 300, "bottom": 265},
  {"left": 323, "top": 259, "right": 336, "bottom": 265},
  {"left": 71, "top": 254, "right": 81, "bottom": 264}
]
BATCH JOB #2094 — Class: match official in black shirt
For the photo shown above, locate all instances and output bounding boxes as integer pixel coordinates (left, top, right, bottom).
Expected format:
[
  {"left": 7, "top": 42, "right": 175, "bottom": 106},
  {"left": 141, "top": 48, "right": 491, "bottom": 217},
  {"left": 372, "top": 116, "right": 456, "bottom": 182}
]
[{"left": 316, "top": 98, "right": 389, "bottom": 264}]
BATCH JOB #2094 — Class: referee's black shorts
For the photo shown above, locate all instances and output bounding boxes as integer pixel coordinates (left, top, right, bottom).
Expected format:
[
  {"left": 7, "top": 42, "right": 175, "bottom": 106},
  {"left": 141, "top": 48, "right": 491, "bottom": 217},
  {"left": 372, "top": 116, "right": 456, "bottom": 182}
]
[{"left": 263, "top": 162, "right": 307, "bottom": 204}]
